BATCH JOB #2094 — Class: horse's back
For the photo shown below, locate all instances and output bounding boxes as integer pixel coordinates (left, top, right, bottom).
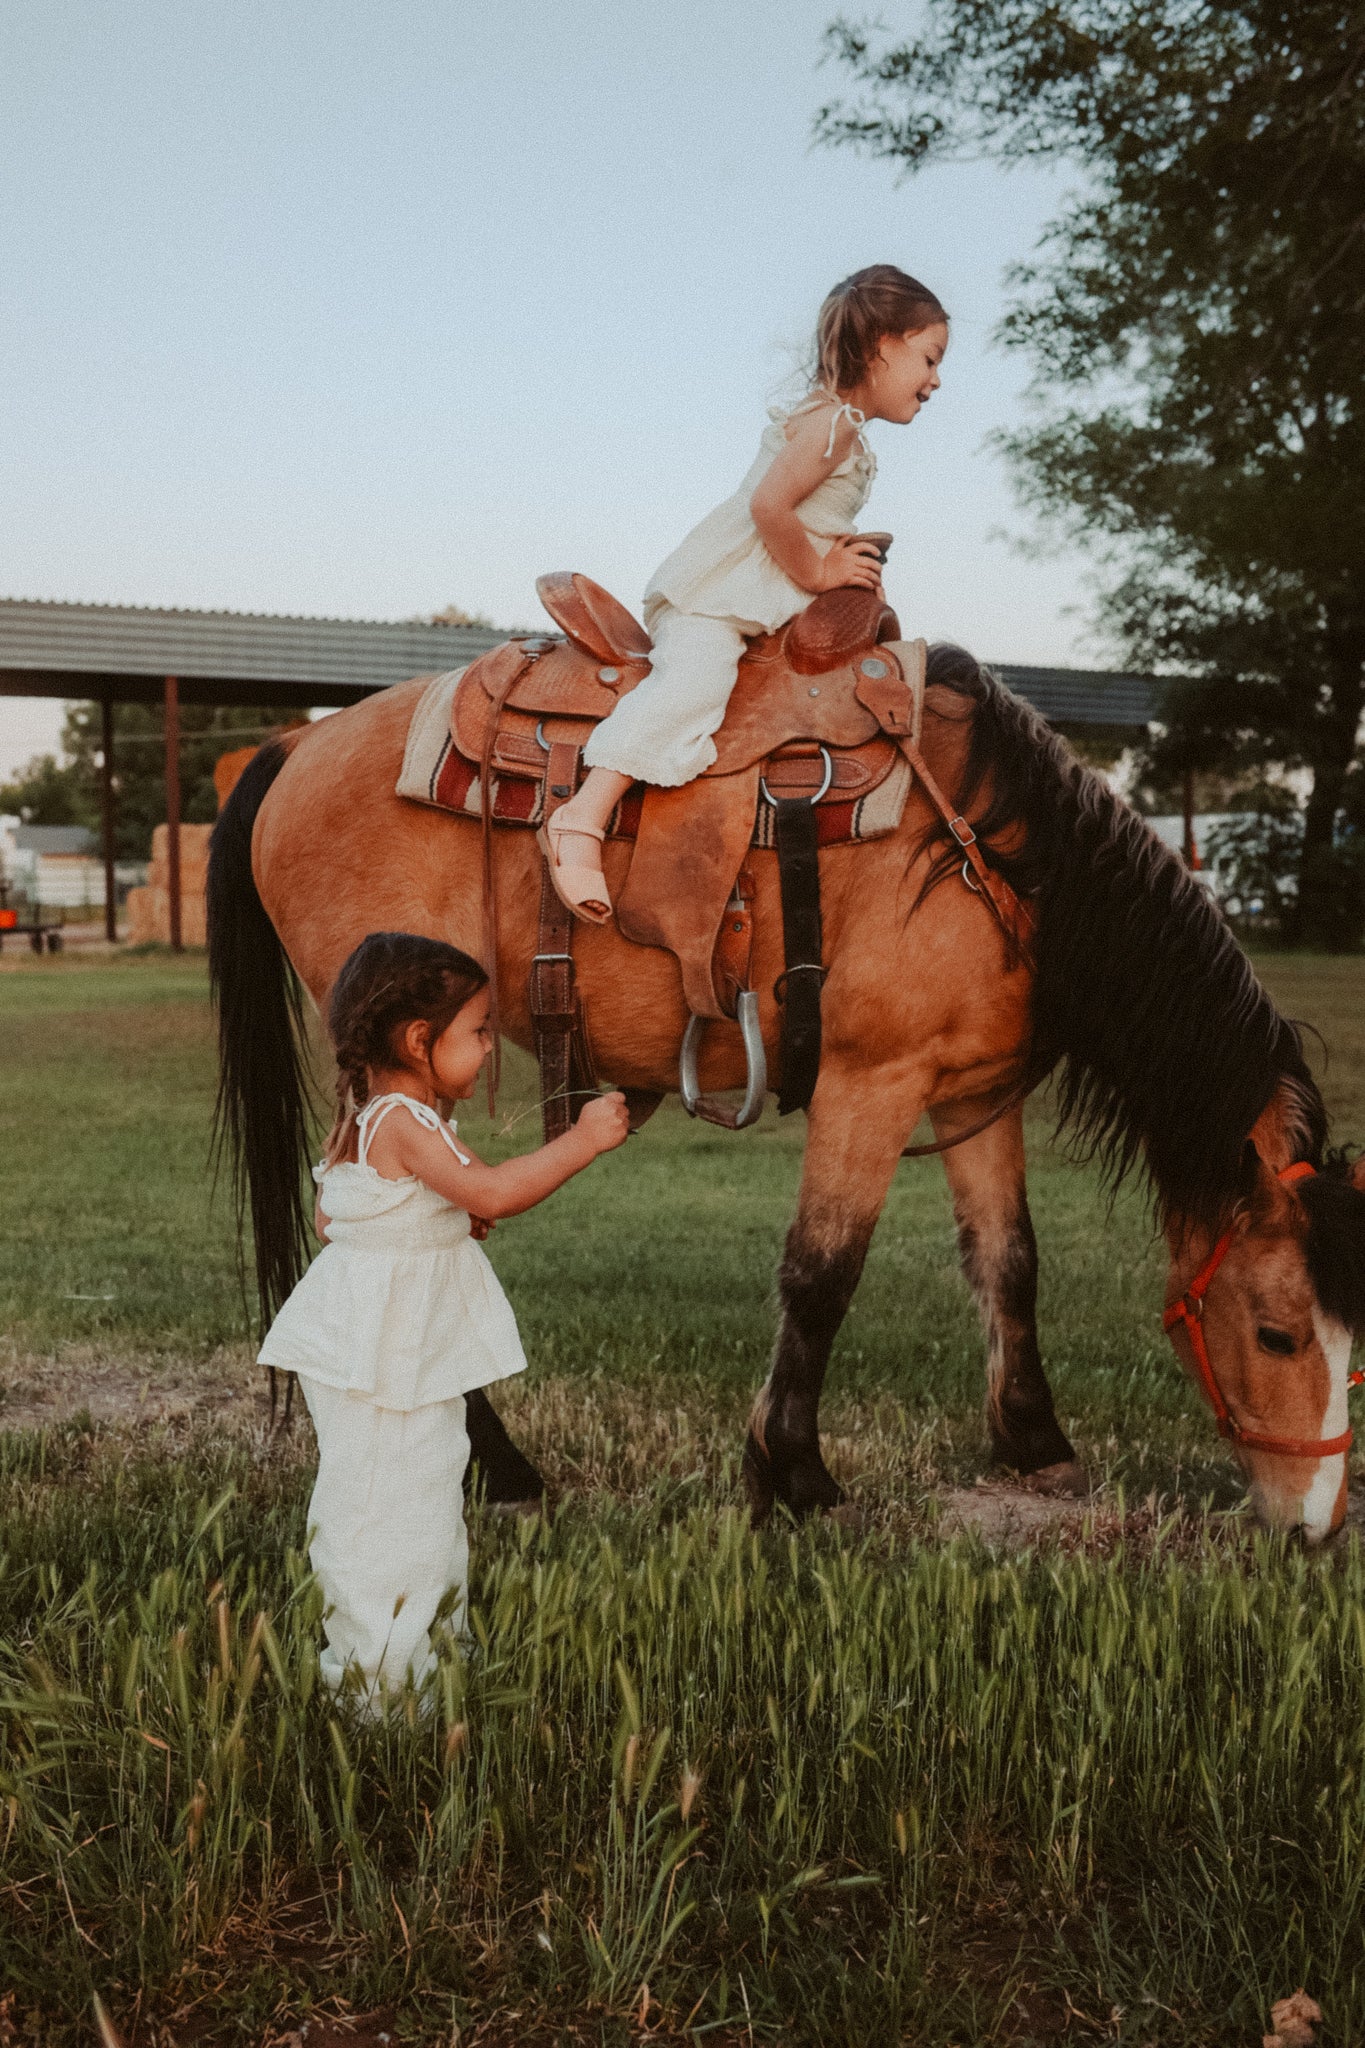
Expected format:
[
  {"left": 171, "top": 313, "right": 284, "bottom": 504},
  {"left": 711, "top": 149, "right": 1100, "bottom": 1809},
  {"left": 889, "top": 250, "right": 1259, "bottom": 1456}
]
[
  {"left": 249, "top": 665, "right": 1023, "bottom": 1102},
  {"left": 253, "top": 679, "right": 490, "bottom": 1006}
]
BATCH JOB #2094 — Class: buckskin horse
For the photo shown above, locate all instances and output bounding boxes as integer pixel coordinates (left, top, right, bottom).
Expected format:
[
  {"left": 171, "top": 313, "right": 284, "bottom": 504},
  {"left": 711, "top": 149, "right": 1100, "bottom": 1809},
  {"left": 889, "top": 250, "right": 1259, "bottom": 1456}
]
[{"left": 208, "top": 641, "right": 1365, "bottom": 1544}]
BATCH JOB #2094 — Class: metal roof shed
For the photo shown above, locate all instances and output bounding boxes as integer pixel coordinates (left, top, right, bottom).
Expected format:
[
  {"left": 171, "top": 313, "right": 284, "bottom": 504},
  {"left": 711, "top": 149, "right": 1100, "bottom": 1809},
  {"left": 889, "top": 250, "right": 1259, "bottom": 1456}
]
[
  {"left": 0, "top": 599, "right": 505, "bottom": 945},
  {"left": 0, "top": 596, "right": 1166, "bottom": 948}
]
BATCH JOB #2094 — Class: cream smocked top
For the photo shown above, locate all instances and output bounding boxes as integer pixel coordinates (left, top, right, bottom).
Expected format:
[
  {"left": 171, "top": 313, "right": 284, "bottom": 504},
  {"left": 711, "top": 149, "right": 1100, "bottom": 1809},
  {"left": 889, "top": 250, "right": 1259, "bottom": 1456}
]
[
  {"left": 258, "top": 1092, "right": 528, "bottom": 1407},
  {"left": 643, "top": 390, "right": 878, "bottom": 635}
]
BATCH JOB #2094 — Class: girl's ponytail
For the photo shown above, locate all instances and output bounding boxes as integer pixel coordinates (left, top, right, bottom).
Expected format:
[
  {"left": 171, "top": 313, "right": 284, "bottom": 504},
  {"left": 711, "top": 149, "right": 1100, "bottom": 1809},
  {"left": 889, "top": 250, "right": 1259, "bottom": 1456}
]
[
  {"left": 322, "top": 1056, "right": 371, "bottom": 1168},
  {"left": 814, "top": 265, "right": 947, "bottom": 396}
]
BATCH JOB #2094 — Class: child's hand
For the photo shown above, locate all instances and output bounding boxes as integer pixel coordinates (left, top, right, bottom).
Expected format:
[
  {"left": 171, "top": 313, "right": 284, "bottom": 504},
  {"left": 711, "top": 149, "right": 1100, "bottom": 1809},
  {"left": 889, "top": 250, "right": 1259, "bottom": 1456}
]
[
  {"left": 469, "top": 1215, "right": 495, "bottom": 1240},
  {"left": 575, "top": 1091, "right": 631, "bottom": 1156},
  {"left": 812, "top": 534, "right": 884, "bottom": 594}
]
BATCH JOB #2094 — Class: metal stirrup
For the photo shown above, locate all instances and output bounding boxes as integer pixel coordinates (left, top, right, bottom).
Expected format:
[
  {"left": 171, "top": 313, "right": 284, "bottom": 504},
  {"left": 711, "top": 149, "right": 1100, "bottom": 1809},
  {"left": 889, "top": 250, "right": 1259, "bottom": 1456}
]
[{"left": 679, "top": 991, "right": 767, "bottom": 1130}]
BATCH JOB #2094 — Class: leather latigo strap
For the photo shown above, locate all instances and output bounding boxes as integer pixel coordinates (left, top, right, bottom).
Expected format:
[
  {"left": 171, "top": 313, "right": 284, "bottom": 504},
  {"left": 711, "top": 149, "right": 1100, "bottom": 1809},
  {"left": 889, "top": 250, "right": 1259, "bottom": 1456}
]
[
  {"left": 468, "top": 634, "right": 599, "bottom": 1137},
  {"left": 478, "top": 642, "right": 536, "bottom": 1108},
  {"left": 528, "top": 859, "right": 599, "bottom": 1144},
  {"left": 712, "top": 860, "right": 756, "bottom": 1014}
]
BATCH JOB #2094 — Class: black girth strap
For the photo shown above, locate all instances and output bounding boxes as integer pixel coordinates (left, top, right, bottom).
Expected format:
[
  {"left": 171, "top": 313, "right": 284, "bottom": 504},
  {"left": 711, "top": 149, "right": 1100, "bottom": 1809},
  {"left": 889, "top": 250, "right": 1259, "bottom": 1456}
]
[{"left": 773, "top": 795, "right": 825, "bottom": 1115}]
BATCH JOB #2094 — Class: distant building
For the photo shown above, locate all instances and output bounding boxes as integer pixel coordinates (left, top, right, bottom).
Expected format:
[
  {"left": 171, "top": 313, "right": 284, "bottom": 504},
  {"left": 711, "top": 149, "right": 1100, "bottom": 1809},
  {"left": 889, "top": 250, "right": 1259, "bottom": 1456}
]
[
  {"left": 2, "top": 822, "right": 109, "bottom": 909},
  {"left": 1146, "top": 813, "right": 1243, "bottom": 896}
]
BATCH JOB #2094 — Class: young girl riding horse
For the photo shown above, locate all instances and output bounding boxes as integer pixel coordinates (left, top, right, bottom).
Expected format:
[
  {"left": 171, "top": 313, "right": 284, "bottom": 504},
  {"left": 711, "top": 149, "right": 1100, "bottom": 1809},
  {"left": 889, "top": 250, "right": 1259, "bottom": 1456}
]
[
  {"left": 542, "top": 263, "right": 949, "bottom": 922},
  {"left": 258, "top": 931, "right": 629, "bottom": 1712}
]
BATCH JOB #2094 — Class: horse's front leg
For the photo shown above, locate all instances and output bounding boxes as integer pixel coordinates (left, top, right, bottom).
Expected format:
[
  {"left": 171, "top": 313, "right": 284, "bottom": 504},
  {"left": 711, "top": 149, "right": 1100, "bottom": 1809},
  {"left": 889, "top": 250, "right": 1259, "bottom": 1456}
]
[
  {"left": 744, "top": 1065, "right": 915, "bottom": 1523},
  {"left": 933, "top": 1102, "right": 1084, "bottom": 1490}
]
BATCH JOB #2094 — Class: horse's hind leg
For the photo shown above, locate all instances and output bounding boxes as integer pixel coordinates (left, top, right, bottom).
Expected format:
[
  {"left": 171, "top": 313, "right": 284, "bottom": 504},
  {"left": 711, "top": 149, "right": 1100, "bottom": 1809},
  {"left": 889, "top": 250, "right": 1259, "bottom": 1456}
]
[
  {"left": 744, "top": 1070, "right": 912, "bottom": 1523},
  {"left": 464, "top": 1388, "right": 547, "bottom": 1508},
  {"left": 934, "top": 1104, "right": 1083, "bottom": 1489}
]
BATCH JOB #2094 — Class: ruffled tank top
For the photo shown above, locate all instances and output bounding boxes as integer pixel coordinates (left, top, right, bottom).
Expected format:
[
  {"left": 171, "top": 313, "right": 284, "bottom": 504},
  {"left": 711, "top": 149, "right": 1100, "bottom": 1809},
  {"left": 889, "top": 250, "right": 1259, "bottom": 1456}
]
[
  {"left": 643, "top": 392, "right": 877, "bottom": 634},
  {"left": 257, "top": 1093, "right": 527, "bottom": 1410}
]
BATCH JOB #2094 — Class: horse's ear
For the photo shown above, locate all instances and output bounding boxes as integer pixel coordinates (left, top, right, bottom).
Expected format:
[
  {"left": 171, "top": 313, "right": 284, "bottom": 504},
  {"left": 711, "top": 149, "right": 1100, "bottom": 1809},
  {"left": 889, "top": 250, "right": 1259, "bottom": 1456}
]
[
  {"left": 1238, "top": 1139, "right": 1266, "bottom": 1201},
  {"left": 1237, "top": 1138, "right": 1284, "bottom": 1224}
]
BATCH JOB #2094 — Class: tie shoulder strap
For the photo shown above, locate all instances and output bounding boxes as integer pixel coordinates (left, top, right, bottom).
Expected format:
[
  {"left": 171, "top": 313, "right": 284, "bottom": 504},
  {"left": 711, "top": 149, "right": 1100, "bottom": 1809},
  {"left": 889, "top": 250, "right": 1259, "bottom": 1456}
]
[{"left": 356, "top": 1093, "right": 471, "bottom": 1167}]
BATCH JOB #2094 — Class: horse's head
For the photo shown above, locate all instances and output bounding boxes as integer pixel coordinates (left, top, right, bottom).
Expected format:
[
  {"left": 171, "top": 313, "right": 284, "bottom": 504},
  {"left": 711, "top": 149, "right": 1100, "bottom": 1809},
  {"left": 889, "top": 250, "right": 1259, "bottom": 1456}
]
[{"left": 1165, "top": 1146, "right": 1365, "bottom": 1544}]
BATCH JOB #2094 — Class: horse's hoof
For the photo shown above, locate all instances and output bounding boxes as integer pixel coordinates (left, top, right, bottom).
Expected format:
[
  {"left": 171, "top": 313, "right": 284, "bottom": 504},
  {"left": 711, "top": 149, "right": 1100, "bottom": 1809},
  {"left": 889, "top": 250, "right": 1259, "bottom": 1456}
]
[
  {"left": 826, "top": 1500, "right": 869, "bottom": 1535},
  {"left": 1018, "top": 1460, "right": 1091, "bottom": 1499},
  {"left": 489, "top": 1494, "right": 548, "bottom": 1520}
]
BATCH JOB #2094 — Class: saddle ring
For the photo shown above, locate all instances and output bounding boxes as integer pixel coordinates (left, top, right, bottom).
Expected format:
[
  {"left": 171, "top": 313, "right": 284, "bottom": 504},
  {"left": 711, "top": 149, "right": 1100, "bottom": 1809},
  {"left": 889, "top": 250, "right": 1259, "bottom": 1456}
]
[
  {"left": 761, "top": 745, "right": 833, "bottom": 810},
  {"left": 961, "top": 859, "right": 982, "bottom": 895},
  {"left": 535, "top": 721, "right": 552, "bottom": 752}
]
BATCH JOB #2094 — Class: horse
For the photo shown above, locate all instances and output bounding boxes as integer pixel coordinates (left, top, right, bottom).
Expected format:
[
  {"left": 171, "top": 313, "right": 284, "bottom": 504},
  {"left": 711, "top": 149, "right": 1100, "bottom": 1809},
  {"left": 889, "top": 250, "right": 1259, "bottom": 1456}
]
[{"left": 207, "top": 643, "right": 1365, "bottom": 1544}]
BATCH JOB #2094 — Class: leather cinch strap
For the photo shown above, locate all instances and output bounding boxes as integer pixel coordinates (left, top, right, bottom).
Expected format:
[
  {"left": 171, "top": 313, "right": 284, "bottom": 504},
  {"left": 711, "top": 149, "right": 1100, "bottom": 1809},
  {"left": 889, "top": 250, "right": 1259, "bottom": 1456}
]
[
  {"left": 1162, "top": 1160, "right": 1363, "bottom": 1459},
  {"left": 773, "top": 795, "right": 824, "bottom": 1116}
]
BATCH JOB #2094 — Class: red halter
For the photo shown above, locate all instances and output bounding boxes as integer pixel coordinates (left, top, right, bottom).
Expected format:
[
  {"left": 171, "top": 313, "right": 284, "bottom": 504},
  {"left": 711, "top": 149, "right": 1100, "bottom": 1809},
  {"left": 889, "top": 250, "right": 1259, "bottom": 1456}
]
[{"left": 1163, "top": 1160, "right": 1362, "bottom": 1460}]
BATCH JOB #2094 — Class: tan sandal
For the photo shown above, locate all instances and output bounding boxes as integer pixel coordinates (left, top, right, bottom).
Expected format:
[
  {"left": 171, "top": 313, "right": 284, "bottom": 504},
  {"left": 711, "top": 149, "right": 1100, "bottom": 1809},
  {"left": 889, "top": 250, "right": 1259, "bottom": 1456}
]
[{"left": 537, "top": 811, "right": 613, "bottom": 925}]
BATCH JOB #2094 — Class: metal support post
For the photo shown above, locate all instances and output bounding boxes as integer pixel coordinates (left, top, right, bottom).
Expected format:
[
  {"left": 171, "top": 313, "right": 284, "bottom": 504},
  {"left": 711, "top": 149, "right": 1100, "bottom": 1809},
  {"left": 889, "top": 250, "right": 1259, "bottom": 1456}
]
[
  {"left": 99, "top": 695, "right": 116, "bottom": 943},
  {"left": 164, "top": 675, "right": 182, "bottom": 951}
]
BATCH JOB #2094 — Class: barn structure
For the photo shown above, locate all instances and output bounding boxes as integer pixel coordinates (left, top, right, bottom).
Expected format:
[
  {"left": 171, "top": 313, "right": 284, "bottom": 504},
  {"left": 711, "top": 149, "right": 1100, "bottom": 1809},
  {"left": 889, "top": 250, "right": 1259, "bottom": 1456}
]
[{"left": 0, "top": 597, "right": 1163, "bottom": 947}]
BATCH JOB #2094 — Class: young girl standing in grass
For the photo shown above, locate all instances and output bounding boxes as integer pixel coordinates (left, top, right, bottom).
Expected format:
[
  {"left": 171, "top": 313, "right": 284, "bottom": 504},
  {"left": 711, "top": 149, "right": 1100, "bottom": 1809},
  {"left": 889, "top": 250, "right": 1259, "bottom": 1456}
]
[
  {"left": 258, "top": 930, "right": 628, "bottom": 1712},
  {"left": 542, "top": 263, "right": 949, "bottom": 921}
]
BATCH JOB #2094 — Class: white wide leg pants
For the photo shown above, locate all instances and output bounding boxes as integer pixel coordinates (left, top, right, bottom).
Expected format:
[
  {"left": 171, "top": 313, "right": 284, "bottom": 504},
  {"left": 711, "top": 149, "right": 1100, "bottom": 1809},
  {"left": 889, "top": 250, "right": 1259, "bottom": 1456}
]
[
  {"left": 298, "top": 1375, "right": 471, "bottom": 1706},
  {"left": 581, "top": 604, "right": 753, "bottom": 786}
]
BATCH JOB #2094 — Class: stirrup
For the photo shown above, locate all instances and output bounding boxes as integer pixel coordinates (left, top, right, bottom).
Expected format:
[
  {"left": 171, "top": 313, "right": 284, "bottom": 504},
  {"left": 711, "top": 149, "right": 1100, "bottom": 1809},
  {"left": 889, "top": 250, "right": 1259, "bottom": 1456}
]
[{"left": 679, "top": 991, "right": 767, "bottom": 1130}]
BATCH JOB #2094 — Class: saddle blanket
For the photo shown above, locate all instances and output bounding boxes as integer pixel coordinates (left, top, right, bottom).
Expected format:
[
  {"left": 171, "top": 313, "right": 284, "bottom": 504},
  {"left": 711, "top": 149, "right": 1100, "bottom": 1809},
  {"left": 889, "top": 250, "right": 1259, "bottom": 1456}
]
[{"left": 397, "top": 668, "right": 912, "bottom": 848}]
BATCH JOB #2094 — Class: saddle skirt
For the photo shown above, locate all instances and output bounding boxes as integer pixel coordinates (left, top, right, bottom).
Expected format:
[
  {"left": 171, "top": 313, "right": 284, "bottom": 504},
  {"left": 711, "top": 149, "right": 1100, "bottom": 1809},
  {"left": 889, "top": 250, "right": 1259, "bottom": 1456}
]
[{"left": 398, "top": 572, "right": 926, "bottom": 1020}]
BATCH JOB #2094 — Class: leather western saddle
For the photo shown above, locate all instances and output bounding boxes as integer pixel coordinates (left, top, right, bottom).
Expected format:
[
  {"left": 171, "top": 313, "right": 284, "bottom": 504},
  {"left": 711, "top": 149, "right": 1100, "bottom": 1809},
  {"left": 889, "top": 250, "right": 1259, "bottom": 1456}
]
[{"left": 449, "top": 562, "right": 1024, "bottom": 1136}]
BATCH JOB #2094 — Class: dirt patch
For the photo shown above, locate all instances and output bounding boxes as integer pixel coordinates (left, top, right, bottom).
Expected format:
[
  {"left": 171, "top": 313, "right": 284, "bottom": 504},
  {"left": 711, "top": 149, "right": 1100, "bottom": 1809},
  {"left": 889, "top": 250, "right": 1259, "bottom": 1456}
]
[
  {"left": 5, "top": 1352, "right": 1355, "bottom": 1564},
  {"left": 935, "top": 1479, "right": 1111, "bottom": 1548},
  {"left": 0, "top": 1345, "right": 262, "bottom": 1434}
]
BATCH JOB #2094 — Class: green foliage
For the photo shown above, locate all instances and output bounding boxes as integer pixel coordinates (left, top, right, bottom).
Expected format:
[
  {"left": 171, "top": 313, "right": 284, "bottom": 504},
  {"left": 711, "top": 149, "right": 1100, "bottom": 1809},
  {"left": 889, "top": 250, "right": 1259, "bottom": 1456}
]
[
  {"left": 6, "top": 1435, "right": 1365, "bottom": 2041},
  {"left": 818, "top": 1, "right": 1365, "bottom": 945},
  {"left": 1207, "top": 788, "right": 1304, "bottom": 935},
  {"left": 0, "top": 750, "right": 92, "bottom": 830},
  {"left": 0, "top": 704, "right": 305, "bottom": 861},
  {"left": 5, "top": 954, "right": 1365, "bottom": 2038},
  {"left": 72, "top": 701, "right": 308, "bottom": 861}
]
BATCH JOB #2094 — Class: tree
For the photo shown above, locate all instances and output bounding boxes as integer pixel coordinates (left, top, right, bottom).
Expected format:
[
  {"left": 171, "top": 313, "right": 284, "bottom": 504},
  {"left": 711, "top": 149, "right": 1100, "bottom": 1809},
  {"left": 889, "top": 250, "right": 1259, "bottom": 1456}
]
[
  {"left": 0, "top": 752, "right": 93, "bottom": 830},
  {"left": 2, "top": 703, "right": 306, "bottom": 861},
  {"left": 817, "top": 1, "right": 1365, "bottom": 945}
]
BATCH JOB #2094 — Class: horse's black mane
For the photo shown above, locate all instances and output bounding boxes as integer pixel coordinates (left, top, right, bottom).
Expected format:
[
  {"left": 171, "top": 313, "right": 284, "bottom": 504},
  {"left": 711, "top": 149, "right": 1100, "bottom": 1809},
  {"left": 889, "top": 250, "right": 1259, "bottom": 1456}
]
[{"left": 919, "top": 644, "right": 1328, "bottom": 1235}]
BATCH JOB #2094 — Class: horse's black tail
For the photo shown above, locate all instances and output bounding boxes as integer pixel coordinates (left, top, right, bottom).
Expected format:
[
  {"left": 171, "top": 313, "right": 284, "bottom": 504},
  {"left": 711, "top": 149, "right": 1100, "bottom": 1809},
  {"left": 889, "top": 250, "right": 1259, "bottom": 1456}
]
[{"left": 207, "top": 738, "right": 315, "bottom": 1333}]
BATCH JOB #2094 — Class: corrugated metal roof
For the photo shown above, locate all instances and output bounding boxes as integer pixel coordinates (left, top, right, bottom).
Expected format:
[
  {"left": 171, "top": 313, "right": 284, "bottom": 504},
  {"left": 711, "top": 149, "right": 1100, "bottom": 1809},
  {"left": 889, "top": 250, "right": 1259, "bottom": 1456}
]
[
  {"left": 0, "top": 598, "right": 1166, "bottom": 728},
  {"left": 11, "top": 825, "right": 96, "bottom": 855},
  {"left": 994, "top": 663, "right": 1160, "bottom": 727},
  {"left": 0, "top": 598, "right": 505, "bottom": 691}
]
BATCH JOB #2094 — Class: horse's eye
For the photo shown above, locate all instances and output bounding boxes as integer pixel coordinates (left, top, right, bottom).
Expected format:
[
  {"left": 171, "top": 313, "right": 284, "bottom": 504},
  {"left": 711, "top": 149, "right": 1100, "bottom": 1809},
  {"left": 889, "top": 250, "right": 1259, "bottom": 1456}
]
[{"left": 1257, "top": 1325, "right": 1296, "bottom": 1356}]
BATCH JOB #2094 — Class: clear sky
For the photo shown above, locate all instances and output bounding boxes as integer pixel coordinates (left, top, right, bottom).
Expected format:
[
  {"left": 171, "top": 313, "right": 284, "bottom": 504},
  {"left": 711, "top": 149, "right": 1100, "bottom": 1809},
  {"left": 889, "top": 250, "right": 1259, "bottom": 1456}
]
[{"left": 1, "top": 0, "right": 1097, "bottom": 780}]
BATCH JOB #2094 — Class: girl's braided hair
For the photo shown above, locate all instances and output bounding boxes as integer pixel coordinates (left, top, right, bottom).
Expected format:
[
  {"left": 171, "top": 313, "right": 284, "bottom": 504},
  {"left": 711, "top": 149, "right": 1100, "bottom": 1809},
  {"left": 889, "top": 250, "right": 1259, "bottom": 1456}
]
[
  {"left": 322, "top": 931, "right": 488, "bottom": 1165},
  {"left": 813, "top": 264, "right": 947, "bottom": 396}
]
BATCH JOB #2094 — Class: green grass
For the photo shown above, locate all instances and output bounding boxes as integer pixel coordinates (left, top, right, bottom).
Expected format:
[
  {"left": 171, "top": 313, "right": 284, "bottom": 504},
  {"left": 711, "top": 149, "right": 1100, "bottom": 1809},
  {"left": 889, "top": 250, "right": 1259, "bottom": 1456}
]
[{"left": 3, "top": 952, "right": 1365, "bottom": 2043}]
